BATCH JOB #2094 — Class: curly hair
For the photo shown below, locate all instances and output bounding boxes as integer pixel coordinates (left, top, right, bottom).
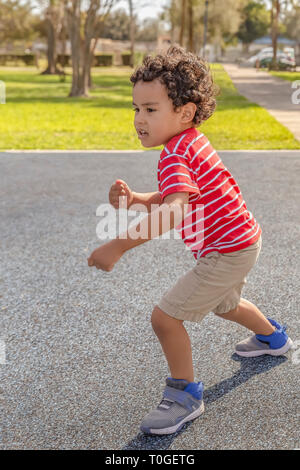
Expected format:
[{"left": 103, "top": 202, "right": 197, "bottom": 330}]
[{"left": 130, "top": 45, "right": 219, "bottom": 126}]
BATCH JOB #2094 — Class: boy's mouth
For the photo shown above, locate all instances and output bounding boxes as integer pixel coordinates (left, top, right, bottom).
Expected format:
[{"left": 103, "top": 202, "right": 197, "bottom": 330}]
[{"left": 137, "top": 129, "right": 149, "bottom": 138}]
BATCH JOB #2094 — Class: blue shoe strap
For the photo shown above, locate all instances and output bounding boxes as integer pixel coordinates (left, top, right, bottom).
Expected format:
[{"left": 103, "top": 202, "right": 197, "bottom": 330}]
[
  {"left": 163, "top": 386, "right": 197, "bottom": 412},
  {"left": 184, "top": 381, "right": 204, "bottom": 400},
  {"left": 256, "top": 325, "right": 287, "bottom": 349}
]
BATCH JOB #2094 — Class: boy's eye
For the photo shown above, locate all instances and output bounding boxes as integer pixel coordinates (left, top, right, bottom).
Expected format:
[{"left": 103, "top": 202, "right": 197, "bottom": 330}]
[{"left": 132, "top": 108, "right": 156, "bottom": 113}]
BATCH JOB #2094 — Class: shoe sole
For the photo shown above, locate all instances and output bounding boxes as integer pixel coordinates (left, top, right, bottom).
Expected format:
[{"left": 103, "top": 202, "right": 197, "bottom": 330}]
[
  {"left": 141, "top": 401, "right": 205, "bottom": 436},
  {"left": 235, "top": 337, "right": 293, "bottom": 357}
]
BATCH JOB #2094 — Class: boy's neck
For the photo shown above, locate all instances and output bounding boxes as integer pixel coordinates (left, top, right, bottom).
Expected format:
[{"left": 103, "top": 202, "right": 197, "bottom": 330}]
[{"left": 164, "top": 124, "right": 196, "bottom": 146}]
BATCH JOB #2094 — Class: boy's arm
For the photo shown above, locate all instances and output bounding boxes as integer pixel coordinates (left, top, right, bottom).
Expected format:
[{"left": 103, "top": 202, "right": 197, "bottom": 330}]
[
  {"left": 129, "top": 191, "right": 162, "bottom": 212},
  {"left": 87, "top": 192, "right": 189, "bottom": 271},
  {"left": 117, "top": 192, "right": 189, "bottom": 253}
]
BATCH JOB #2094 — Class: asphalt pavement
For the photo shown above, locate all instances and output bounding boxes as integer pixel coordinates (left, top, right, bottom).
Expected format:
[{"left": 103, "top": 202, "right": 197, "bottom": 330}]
[{"left": 0, "top": 150, "right": 299, "bottom": 450}]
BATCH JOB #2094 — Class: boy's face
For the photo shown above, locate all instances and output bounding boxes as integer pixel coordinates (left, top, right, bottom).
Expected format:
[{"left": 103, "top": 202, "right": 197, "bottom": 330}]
[{"left": 132, "top": 79, "right": 194, "bottom": 148}]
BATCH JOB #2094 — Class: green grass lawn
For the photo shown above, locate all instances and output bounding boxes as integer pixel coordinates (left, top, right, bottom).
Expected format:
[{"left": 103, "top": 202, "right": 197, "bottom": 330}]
[
  {"left": 269, "top": 71, "right": 300, "bottom": 82},
  {"left": 0, "top": 64, "right": 299, "bottom": 150}
]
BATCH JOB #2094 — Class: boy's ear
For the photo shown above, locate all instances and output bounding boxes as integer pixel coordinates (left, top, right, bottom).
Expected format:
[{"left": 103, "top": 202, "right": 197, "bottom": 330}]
[{"left": 181, "top": 102, "right": 197, "bottom": 123}]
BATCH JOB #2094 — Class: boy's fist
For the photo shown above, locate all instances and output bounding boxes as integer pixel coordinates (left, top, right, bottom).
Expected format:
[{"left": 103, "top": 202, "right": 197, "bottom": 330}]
[{"left": 109, "top": 179, "right": 134, "bottom": 209}]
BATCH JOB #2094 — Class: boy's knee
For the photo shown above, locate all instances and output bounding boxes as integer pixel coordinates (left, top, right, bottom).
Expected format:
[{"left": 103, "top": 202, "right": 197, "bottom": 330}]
[
  {"left": 151, "top": 305, "right": 181, "bottom": 334},
  {"left": 151, "top": 306, "right": 167, "bottom": 333}
]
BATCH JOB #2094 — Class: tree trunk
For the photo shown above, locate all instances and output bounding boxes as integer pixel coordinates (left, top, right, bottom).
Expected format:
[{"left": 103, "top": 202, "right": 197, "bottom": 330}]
[
  {"left": 271, "top": 0, "right": 280, "bottom": 70},
  {"left": 179, "top": 0, "right": 186, "bottom": 47},
  {"left": 66, "top": 0, "right": 114, "bottom": 98},
  {"left": 81, "top": 37, "right": 93, "bottom": 97},
  {"left": 187, "top": 0, "right": 193, "bottom": 52},
  {"left": 41, "top": 17, "right": 61, "bottom": 74},
  {"left": 169, "top": 0, "right": 176, "bottom": 44},
  {"left": 79, "top": 0, "right": 100, "bottom": 96},
  {"left": 128, "top": 0, "right": 135, "bottom": 68},
  {"left": 242, "top": 42, "right": 250, "bottom": 54},
  {"left": 42, "top": 1, "right": 65, "bottom": 75},
  {"left": 202, "top": 0, "right": 209, "bottom": 57},
  {"left": 60, "top": 15, "right": 67, "bottom": 69},
  {"left": 46, "top": 18, "right": 56, "bottom": 73},
  {"left": 67, "top": 0, "right": 81, "bottom": 96}
]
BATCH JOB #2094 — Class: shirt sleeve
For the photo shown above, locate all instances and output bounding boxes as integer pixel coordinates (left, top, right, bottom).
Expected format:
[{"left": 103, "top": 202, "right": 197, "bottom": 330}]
[{"left": 158, "top": 152, "right": 201, "bottom": 200}]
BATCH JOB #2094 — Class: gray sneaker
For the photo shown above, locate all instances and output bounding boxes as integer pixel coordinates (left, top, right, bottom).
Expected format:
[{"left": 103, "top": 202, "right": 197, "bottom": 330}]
[
  {"left": 235, "top": 317, "right": 293, "bottom": 357},
  {"left": 140, "top": 378, "right": 204, "bottom": 435}
]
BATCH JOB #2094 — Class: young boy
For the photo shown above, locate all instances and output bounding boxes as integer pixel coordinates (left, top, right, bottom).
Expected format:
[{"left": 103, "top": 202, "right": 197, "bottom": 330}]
[{"left": 87, "top": 46, "right": 293, "bottom": 435}]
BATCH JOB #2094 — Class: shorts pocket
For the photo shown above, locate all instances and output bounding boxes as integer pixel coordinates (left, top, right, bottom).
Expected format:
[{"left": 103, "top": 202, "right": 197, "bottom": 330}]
[{"left": 193, "top": 251, "right": 220, "bottom": 278}]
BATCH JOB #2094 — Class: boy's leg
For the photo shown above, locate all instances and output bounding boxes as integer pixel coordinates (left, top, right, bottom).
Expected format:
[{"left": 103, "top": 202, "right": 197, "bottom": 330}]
[
  {"left": 215, "top": 298, "right": 275, "bottom": 335},
  {"left": 151, "top": 306, "right": 194, "bottom": 383},
  {"left": 141, "top": 306, "right": 204, "bottom": 435}
]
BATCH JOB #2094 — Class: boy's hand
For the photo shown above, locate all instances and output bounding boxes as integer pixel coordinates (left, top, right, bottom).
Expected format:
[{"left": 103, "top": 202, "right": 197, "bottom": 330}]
[
  {"left": 87, "top": 240, "right": 125, "bottom": 272},
  {"left": 109, "top": 179, "right": 134, "bottom": 209}
]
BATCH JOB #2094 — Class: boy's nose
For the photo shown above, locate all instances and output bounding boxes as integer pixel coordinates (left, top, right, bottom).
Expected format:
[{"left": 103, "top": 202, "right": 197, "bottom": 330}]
[{"left": 135, "top": 114, "right": 147, "bottom": 125}]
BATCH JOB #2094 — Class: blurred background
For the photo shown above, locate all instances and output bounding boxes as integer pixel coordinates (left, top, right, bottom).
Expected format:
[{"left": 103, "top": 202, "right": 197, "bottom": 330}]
[
  {"left": 1, "top": 1, "right": 299, "bottom": 151},
  {"left": 0, "top": 0, "right": 299, "bottom": 96}
]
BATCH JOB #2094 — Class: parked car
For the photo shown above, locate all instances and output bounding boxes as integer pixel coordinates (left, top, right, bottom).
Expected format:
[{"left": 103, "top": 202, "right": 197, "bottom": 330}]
[
  {"left": 259, "top": 51, "right": 296, "bottom": 70},
  {"left": 246, "top": 47, "right": 296, "bottom": 70},
  {"left": 246, "top": 47, "right": 273, "bottom": 64}
]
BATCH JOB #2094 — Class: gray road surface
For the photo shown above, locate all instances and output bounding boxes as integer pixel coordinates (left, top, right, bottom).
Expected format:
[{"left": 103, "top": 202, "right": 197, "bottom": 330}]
[{"left": 0, "top": 150, "right": 300, "bottom": 450}]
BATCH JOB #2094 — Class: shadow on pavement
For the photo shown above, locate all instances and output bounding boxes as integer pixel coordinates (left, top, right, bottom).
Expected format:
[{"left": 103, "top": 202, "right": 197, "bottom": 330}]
[
  {"left": 203, "top": 353, "right": 287, "bottom": 405},
  {"left": 122, "top": 354, "right": 287, "bottom": 450}
]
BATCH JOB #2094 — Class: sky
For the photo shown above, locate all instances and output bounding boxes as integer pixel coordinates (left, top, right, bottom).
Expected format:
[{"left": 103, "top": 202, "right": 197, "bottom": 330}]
[
  {"left": 29, "top": 0, "right": 170, "bottom": 25},
  {"left": 111, "top": 0, "right": 170, "bottom": 24}
]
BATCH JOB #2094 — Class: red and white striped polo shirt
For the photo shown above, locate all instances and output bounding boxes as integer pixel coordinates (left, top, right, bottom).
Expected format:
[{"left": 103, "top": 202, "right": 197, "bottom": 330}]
[{"left": 157, "top": 127, "right": 262, "bottom": 260}]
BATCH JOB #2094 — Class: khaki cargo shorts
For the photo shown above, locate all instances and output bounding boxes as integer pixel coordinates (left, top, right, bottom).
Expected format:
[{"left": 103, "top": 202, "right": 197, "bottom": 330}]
[{"left": 158, "top": 236, "right": 262, "bottom": 323}]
